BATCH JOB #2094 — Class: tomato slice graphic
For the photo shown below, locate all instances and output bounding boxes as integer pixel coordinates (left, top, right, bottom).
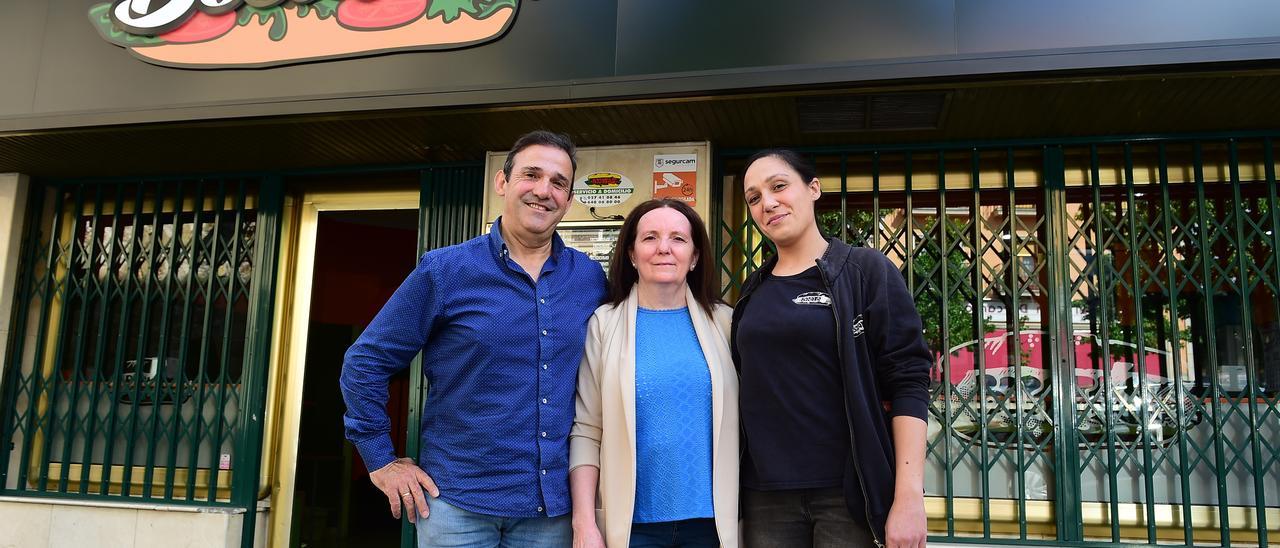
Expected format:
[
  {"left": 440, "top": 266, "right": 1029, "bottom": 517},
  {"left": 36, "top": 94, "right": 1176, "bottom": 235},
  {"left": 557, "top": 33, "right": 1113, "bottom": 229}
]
[
  {"left": 158, "top": 11, "right": 237, "bottom": 44},
  {"left": 337, "top": 0, "right": 430, "bottom": 30}
]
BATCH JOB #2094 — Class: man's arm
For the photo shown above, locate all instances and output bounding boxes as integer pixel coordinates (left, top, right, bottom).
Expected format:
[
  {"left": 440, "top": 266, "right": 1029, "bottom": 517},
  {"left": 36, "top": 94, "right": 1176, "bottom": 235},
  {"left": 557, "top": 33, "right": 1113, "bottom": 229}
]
[{"left": 339, "top": 253, "right": 441, "bottom": 520}]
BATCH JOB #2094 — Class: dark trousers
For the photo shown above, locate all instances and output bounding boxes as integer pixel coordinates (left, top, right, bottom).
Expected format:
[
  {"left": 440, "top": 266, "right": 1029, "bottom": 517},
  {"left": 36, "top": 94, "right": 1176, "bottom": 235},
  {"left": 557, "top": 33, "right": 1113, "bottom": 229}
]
[
  {"left": 629, "top": 518, "right": 719, "bottom": 548},
  {"left": 742, "top": 487, "right": 877, "bottom": 548}
]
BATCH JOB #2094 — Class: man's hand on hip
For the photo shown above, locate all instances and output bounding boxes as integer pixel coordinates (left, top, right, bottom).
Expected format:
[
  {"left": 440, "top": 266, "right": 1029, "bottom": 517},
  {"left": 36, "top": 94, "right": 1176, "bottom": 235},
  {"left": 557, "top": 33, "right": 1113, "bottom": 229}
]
[{"left": 370, "top": 457, "right": 440, "bottom": 522}]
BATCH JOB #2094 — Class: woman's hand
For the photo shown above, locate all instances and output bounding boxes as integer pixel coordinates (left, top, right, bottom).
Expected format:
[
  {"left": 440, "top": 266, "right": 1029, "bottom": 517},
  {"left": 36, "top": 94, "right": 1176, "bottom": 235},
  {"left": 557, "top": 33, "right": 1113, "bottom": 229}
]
[
  {"left": 884, "top": 492, "right": 927, "bottom": 548},
  {"left": 572, "top": 520, "right": 606, "bottom": 548},
  {"left": 569, "top": 466, "right": 604, "bottom": 547}
]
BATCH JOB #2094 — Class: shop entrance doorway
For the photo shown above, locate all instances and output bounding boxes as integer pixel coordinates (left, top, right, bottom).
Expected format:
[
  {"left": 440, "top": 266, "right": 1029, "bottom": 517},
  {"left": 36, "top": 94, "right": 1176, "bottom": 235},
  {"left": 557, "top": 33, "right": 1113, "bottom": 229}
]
[
  {"left": 292, "top": 208, "right": 419, "bottom": 548},
  {"left": 273, "top": 169, "right": 484, "bottom": 548}
]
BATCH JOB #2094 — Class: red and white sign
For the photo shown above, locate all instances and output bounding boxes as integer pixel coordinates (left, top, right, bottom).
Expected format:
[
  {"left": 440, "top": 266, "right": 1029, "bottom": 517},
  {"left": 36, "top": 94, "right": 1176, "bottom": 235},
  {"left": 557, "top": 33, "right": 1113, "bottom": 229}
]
[{"left": 652, "top": 154, "right": 697, "bottom": 206}]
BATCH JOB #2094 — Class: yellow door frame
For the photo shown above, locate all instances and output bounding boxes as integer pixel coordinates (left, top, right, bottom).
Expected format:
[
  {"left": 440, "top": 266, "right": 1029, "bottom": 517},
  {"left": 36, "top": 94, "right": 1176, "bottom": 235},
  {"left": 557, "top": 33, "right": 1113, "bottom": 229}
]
[{"left": 263, "top": 185, "right": 419, "bottom": 548}]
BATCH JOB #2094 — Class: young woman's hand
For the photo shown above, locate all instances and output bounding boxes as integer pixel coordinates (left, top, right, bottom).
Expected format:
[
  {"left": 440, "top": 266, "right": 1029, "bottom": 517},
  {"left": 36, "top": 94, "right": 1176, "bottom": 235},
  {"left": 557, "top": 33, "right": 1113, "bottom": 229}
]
[
  {"left": 888, "top": 415, "right": 929, "bottom": 547},
  {"left": 885, "top": 492, "right": 927, "bottom": 548}
]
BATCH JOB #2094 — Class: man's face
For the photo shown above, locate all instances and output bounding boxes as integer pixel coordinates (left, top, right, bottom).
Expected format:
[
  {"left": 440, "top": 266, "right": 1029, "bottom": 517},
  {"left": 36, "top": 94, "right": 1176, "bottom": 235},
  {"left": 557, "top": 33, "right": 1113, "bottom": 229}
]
[{"left": 494, "top": 144, "right": 575, "bottom": 241}]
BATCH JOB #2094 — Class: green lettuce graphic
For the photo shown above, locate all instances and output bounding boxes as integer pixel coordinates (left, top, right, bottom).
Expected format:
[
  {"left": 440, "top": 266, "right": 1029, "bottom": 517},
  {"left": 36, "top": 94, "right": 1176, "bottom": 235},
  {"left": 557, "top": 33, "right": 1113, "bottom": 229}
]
[
  {"left": 237, "top": 5, "right": 288, "bottom": 42},
  {"left": 295, "top": 0, "right": 341, "bottom": 20},
  {"left": 426, "top": 0, "right": 518, "bottom": 23},
  {"left": 87, "top": 3, "right": 166, "bottom": 47}
]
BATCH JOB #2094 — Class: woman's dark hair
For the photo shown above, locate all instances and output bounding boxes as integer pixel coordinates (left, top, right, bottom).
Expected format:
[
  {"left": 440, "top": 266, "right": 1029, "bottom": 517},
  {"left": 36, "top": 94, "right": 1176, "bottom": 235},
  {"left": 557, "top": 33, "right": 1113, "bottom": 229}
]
[
  {"left": 739, "top": 148, "right": 817, "bottom": 186},
  {"left": 607, "top": 199, "right": 724, "bottom": 314}
]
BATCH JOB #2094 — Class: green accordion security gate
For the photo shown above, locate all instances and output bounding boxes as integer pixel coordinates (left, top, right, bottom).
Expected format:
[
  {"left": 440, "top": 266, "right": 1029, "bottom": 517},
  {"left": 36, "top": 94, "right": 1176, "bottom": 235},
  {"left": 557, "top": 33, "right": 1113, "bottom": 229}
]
[
  {"left": 714, "top": 133, "right": 1280, "bottom": 546},
  {"left": 0, "top": 180, "right": 282, "bottom": 539}
]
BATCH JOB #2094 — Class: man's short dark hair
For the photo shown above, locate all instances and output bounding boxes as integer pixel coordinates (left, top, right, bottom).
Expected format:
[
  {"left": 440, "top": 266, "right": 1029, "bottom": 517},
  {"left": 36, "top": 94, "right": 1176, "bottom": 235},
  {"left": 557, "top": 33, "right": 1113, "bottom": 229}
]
[{"left": 502, "top": 130, "right": 578, "bottom": 180}]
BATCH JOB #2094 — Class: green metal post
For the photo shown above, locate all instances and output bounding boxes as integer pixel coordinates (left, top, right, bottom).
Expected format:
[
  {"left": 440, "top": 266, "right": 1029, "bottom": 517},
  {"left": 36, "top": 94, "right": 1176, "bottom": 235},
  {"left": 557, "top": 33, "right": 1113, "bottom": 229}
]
[
  {"left": 165, "top": 181, "right": 205, "bottom": 500},
  {"left": 872, "top": 152, "right": 881, "bottom": 252},
  {"left": 69, "top": 184, "right": 108, "bottom": 494},
  {"left": 905, "top": 152, "right": 916, "bottom": 291},
  {"left": 0, "top": 182, "right": 48, "bottom": 491},
  {"left": 1005, "top": 149, "right": 1029, "bottom": 540},
  {"left": 839, "top": 154, "right": 848, "bottom": 241},
  {"left": 1192, "top": 142, "right": 1231, "bottom": 546},
  {"left": 1088, "top": 144, "right": 1122, "bottom": 543},
  {"left": 1121, "top": 143, "right": 1158, "bottom": 544},
  {"left": 118, "top": 182, "right": 154, "bottom": 496},
  {"left": 208, "top": 182, "right": 247, "bottom": 501},
  {"left": 712, "top": 155, "right": 725, "bottom": 294},
  {"left": 1043, "top": 146, "right": 1081, "bottom": 542},
  {"left": 184, "top": 181, "right": 226, "bottom": 500},
  {"left": 1228, "top": 140, "right": 1268, "bottom": 547},
  {"left": 936, "top": 152, "right": 956, "bottom": 537},
  {"left": 128, "top": 182, "right": 167, "bottom": 499},
  {"left": 38, "top": 185, "right": 88, "bottom": 493},
  {"left": 1262, "top": 136, "right": 1279, "bottom": 547},
  {"left": 1157, "top": 143, "right": 1196, "bottom": 544},
  {"left": 17, "top": 182, "right": 52, "bottom": 491},
  {"left": 142, "top": 182, "right": 185, "bottom": 496},
  {"left": 970, "top": 149, "right": 993, "bottom": 539},
  {"left": 239, "top": 176, "right": 285, "bottom": 547}
]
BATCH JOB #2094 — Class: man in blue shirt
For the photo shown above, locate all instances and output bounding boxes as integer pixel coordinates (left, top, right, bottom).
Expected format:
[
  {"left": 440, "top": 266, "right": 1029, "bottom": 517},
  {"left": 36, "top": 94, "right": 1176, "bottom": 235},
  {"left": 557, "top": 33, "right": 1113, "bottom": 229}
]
[{"left": 340, "top": 130, "right": 607, "bottom": 547}]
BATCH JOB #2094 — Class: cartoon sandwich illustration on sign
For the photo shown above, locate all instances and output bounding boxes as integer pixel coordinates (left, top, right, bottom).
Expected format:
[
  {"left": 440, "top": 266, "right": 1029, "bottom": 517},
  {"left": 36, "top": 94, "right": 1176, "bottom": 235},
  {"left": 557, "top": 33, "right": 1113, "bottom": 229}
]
[{"left": 89, "top": 0, "right": 519, "bottom": 69}]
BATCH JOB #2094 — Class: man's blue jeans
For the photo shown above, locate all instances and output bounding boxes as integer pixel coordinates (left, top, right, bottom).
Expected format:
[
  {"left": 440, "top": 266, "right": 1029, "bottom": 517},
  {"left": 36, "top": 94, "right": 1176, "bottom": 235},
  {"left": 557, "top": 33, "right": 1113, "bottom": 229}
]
[{"left": 415, "top": 497, "right": 572, "bottom": 548}]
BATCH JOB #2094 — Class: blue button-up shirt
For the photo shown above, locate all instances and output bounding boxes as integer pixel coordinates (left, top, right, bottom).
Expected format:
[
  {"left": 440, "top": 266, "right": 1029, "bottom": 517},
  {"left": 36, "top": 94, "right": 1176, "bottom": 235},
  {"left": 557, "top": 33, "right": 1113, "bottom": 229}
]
[{"left": 340, "top": 219, "right": 607, "bottom": 518}]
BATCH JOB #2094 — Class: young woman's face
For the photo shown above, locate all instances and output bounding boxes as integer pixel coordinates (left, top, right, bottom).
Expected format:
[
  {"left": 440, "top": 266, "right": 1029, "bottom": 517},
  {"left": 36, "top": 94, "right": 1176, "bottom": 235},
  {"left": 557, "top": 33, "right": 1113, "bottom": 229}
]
[
  {"left": 629, "top": 206, "right": 699, "bottom": 288},
  {"left": 742, "top": 155, "right": 821, "bottom": 247}
]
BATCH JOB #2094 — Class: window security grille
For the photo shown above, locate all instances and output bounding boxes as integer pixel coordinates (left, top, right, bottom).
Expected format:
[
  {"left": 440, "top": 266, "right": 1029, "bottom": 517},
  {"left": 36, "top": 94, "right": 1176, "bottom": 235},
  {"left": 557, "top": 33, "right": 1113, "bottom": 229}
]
[
  {"left": 714, "top": 135, "right": 1280, "bottom": 546},
  {"left": 0, "top": 179, "right": 280, "bottom": 507}
]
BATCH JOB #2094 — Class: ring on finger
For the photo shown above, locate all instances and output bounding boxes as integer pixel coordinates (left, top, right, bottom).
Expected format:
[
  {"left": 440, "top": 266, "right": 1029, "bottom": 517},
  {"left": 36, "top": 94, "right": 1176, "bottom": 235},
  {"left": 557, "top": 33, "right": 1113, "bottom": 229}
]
[{"left": 400, "top": 492, "right": 411, "bottom": 497}]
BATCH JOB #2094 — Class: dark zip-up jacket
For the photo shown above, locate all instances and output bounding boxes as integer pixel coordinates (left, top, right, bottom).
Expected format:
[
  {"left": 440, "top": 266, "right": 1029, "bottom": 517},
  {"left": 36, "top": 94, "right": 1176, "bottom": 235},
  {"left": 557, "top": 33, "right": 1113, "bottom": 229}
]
[{"left": 731, "top": 237, "right": 933, "bottom": 544}]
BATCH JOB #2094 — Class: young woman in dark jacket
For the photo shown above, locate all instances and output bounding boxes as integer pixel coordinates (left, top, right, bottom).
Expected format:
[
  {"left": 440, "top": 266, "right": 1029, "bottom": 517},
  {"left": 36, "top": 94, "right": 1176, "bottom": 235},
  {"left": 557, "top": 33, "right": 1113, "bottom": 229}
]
[{"left": 733, "top": 149, "right": 932, "bottom": 548}]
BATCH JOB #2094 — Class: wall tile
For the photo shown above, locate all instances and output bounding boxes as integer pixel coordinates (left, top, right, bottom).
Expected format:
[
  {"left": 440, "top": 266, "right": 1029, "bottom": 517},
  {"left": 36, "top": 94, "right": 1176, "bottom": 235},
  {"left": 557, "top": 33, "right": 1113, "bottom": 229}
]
[{"left": 0, "top": 501, "right": 52, "bottom": 548}]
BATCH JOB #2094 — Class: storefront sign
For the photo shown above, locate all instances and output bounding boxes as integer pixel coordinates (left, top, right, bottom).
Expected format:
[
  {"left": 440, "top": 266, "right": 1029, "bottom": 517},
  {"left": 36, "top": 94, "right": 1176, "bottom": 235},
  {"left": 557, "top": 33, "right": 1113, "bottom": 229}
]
[
  {"left": 652, "top": 153, "right": 697, "bottom": 206},
  {"left": 88, "top": 0, "right": 519, "bottom": 69},
  {"left": 557, "top": 226, "right": 620, "bottom": 271},
  {"left": 573, "top": 172, "right": 635, "bottom": 207}
]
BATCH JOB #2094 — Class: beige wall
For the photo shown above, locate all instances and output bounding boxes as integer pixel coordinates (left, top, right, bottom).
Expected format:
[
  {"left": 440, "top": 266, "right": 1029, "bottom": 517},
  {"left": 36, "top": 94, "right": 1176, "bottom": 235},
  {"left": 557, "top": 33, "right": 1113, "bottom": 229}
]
[
  {"left": 0, "top": 173, "right": 29, "bottom": 383},
  {"left": 0, "top": 499, "right": 269, "bottom": 548}
]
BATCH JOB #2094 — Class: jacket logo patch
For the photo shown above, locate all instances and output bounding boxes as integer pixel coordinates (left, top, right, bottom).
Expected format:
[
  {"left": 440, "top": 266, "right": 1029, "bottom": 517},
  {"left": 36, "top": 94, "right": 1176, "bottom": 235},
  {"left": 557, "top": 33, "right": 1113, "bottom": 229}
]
[
  {"left": 792, "top": 292, "right": 832, "bottom": 306},
  {"left": 851, "top": 314, "right": 865, "bottom": 337}
]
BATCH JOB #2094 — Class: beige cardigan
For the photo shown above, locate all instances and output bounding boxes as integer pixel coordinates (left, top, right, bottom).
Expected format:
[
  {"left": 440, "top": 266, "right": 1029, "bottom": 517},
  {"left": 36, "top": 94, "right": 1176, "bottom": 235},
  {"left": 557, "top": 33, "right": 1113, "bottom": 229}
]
[{"left": 569, "top": 286, "right": 739, "bottom": 548}]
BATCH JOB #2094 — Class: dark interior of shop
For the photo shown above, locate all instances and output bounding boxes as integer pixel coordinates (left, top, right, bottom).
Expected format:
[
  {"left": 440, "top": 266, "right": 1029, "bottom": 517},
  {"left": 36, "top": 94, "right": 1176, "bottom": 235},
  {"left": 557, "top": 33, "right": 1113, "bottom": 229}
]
[{"left": 294, "top": 208, "right": 420, "bottom": 548}]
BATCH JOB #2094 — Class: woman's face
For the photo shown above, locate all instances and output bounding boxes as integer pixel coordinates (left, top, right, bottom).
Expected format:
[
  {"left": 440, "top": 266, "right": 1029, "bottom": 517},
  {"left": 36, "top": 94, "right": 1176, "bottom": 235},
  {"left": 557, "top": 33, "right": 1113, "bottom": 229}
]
[
  {"left": 743, "top": 155, "right": 821, "bottom": 246},
  {"left": 629, "top": 207, "right": 699, "bottom": 288}
]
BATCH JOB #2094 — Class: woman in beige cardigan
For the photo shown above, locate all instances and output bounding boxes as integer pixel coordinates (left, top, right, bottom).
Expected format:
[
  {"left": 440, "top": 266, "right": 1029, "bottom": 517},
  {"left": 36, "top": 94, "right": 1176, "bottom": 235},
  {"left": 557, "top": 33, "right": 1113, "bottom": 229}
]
[{"left": 569, "top": 199, "right": 739, "bottom": 548}]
